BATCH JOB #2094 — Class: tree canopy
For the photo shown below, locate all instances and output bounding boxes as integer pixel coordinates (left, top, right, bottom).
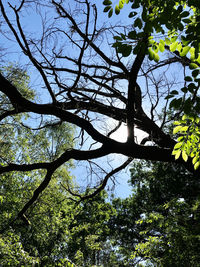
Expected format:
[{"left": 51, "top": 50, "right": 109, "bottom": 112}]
[
  {"left": 0, "top": 0, "right": 200, "bottom": 224},
  {"left": 110, "top": 160, "right": 200, "bottom": 266},
  {"left": 0, "top": 65, "right": 117, "bottom": 266}
]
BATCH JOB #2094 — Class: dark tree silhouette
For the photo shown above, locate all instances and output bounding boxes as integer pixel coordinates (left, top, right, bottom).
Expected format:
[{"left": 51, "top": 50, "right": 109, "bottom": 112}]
[{"left": 0, "top": 0, "right": 197, "bottom": 225}]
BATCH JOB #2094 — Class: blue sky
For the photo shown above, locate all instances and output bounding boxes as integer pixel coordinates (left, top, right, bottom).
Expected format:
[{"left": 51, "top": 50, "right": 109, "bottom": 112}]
[{"left": 0, "top": 0, "right": 136, "bottom": 198}]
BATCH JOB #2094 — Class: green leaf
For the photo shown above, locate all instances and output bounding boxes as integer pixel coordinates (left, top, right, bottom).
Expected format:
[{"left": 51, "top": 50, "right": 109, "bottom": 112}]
[
  {"left": 180, "top": 126, "right": 189, "bottom": 132},
  {"left": 181, "top": 87, "right": 188, "bottom": 93},
  {"left": 152, "top": 44, "right": 159, "bottom": 53},
  {"left": 192, "top": 156, "right": 198, "bottom": 165},
  {"left": 171, "top": 36, "right": 178, "bottom": 42},
  {"left": 188, "top": 82, "right": 196, "bottom": 92},
  {"left": 180, "top": 46, "right": 190, "bottom": 57},
  {"left": 122, "top": 45, "right": 132, "bottom": 57},
  {"left": 177, "top": 136, "right": 184, "bottom": 142},
  {"left": 103, "top": 0, "right": 112, "bottom": 5},
  {"left": 129, "top": 12, "right": 137, "bottom": 18},
  {"left": 185, "top": 76, "right": 193, "bottom": 82},
  {"left": 182, "top": 150, "right": 188, "bottom": 162},
  {"left": 148, "top": 48, "right": 159, "bottom": 60},
  {"left": 177, "top": 43, "right": 182, "bottom": 52},
  {"left": 170, "top": 42, "right": 178, "bottom": 52},
  {"left": 173, "top": 125, "right": 183, "bottom": 134},
  {"left": 174, "top": 121, "right": 181, "bottom": 125},
  {"left": 172, "top": 149, "right": 179, "bottom": 155},
  {"left": 182, "top": 114, "right": 187, "bottom": 120},
  {"left": 119, "top": 1, "right": 124, "bottom": 9},
  {"left": 115, "top": 5, "right": 120, "bottom": 14},
  {"left": 108, "top": 8, "right": 113, "bottom": 17},
  {"left": 131, "top": 1, "right": 140, "bottom": 8},
  {"left": 183, "top": 100, "right": 192, "bottom": 114},
  {"left": 159, "top": 43, "right": 165, "bottom": 52},
  {"left": 183, "top": 18, "right": 191, "bottom": 23},
  {"left": 174, "top": 142, "right": 183, "bottom": 149},
  {"left": 194, "top": 161, "right": 200, "bottom": 170},
  {"left": 170, "top": 98, "right": 182, "bottom": 109},
  {"left": 165, "top": 38, "right": 171, "bottom": 45},
  {"left": 128, "top": 31, "right": 137, "bottom": 39},
  {"left": 181, "top": 36, "right": 190, "bottom": 46},
  {"left": 177, "top": 5, "right": 183, "bottom": 13},
  {"left": 189, "top": 63, "right": 199, "bottom": 69},
  {"left": 192, "top": 69, "right": 199, "bottom": 77},
  {"left": 154, "top": 53, "right": 160, "bottom": 63},
  {"left": 170, "top": 90, "right": 178, "bottom": 95},
  {"left": 148, "top": 48, "right": 155, "bottom": 61},
  {"left": 104, "top": 6, "right": 111, "bottom": 12},
  {"left": 120, "top": 33, "right": 126, "bottom": 40},
  {"left": 160, "top": 39, "right": 165, "bottom": 46},
  {"left": 175, "top": 150, "right": 181, "bottom": 160},
  {"left": 190, "top": 47, "right": 195, "bottom": 60},
  {"left": 117, "top": 43, "right": 132, "bottom": 57},
  {"left": 112, "top": 42, "right": 119, "bottom": 48}
]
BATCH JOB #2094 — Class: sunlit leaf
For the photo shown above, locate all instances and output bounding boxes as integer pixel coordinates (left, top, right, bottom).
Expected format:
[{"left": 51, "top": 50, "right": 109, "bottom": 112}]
[
  {"left": 180, "top": 126, "right": 189, "bottom": 132},
  {"left": 180, "top": 46, "right": 190, "bottom": 57},
  {"left": 175, "top": 150, "right": 181, "bottom": 159},
  {"left": 115, "top": 5, "right": 120, "bottom": 14},
  {"left": 173, "top": 126, "right": 183, "bottom": 134},
  {"left": 174, "top": 142, "right": 183, "bottom": 149},
  {"left": 170, "top": 42, "right": 178, "bottom": 52},
  {"left": 154, "top": 53, "right": 160, "bottom": 62},
  {"left": 182, "top": 151, "right": 188, "bottom": 162},
  {"left": 194, "top": 161, "right": 200, "bottom": 170},
  {"left": 159, "top": 43, "right": 165, "bottom": 52},
  {"left": 148, "top": 48, "right": 154, "bottom": 61},
  {"left": 192, "top": 156, "right": 198, "bottom": 165}
]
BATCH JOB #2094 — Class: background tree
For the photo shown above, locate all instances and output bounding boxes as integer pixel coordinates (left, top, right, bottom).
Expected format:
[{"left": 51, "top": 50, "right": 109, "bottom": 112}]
[
  {"left": 0, "top": 64, "right": 119, "bottom": 266},
  {"left": 110, "top": 160, "right": 200, "bottom": 266},
  {"left": 0, "top": 64, "right": 75, "bottom": 265},
  {"left": 0, "top": 0, "right": 200, "bottom": 226},
  {"left": 64, "top": 191, "right": 116, "bottom": 267}
]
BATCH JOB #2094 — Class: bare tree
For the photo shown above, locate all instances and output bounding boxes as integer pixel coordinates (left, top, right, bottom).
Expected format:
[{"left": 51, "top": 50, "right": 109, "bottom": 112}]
[{"left": 0, "top": 0, "right": 196, "bottom": 224}]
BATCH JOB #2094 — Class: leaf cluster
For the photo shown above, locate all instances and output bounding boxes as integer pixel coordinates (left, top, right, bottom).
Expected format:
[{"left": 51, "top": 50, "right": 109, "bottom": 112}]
[
  {"left": 104, "top": 0, "right": 200, "bottom": 62},
  {"left": 172, "top": 115, "right": 200, "bottom": 169}
]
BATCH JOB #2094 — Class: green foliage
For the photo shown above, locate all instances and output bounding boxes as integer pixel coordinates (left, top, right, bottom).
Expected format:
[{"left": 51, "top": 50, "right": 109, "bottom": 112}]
[
  {"left": 110, "top": 161, "right": 200, "bottom": 266},
  {"left": 1, "top": 168, "right": 116, "bottom": 266},
  {"left": 0, "top": 65, "right": 117, "bottom": 266},
  {"left": 1, "top": 64, "right": 35, "bottom": 100},
  {"left": 172, "top": 115, "right": 200, "bottom": 169},
  {"left": 0, "top": 231, "right": 40, "bottom": 266},
  {"left": 103, "top": 0, "right": 200, "bottom": 61},
  {"left": 0, "top": 64, "right": 76, "bottom": 265},
  {"left": 0, "top": 64, "right": 75, "bottom": 166},
  {"left": 65, "top": 191, "right": 116, "bottom": 266},
  {"left": 133, "top": 196, "right": 200, "bottom": 266}
]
